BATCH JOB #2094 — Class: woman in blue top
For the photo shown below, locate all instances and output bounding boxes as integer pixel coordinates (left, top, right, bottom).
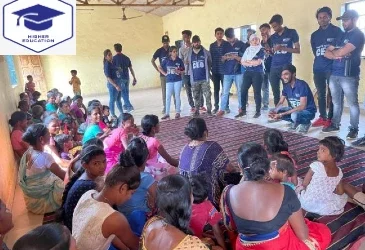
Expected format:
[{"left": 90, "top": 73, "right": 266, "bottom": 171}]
[
  {"left": 158, "top": 46, "right": 185, "bottom": 120},
  {"left": 241, "top": 34, "right": 265, "bottom": 118},
  {"left": 103, "top": 49, "right": 123, "bottom": 118}
]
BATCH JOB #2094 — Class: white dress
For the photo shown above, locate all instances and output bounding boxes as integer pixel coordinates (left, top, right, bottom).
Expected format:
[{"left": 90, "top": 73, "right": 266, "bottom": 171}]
[
  {"left": 72, "top": 190, "right": 116, "bottom": 250},
  {"left": 298, "top": 161, "right": 348, "bottom": 215}
]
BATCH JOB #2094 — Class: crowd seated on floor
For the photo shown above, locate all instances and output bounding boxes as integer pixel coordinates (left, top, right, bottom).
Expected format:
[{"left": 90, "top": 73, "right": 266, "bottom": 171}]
[{"left": 2, "top": 80, "right": 364, "bottom": 250}]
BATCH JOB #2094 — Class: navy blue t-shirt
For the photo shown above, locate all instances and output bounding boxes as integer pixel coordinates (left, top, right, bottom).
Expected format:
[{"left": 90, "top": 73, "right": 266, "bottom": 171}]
[
  {"left": 270, "top": 27, "right": 299, "bottom": 68},
  {"left": 222, "top": 40, "right": 247, "bottom": 75},
  {"left": 153, "top": 47, "right": 170, "bottom": 77},
  {"left": 332, "top": 27, "right": 365, "bottom": 77},
  {"left": 311, "top": 24, "right": 343, "bottom": 73},
  {"left": 261, "top": 38, "right": 273, "bottom": 73},
  {"left": 161, "top": 57, "right": 185, "bottom": 82},
  {"left": 282, "top": 79, "right": 316, "bottom": 113},
  {"left": 113, "top": 53, "right": 132, "bottom": 80},
  {"left": 191, "top": 49, "right": 208, "bottom": 81},
  {"left": 245, "top": 48, "right": 265, "bottom": 73},
  {"left": 104, "top": 61, "right": 118, "bottom": 80},
  {"left": 209, "top": 40, "right": 228, "bottom": 74}
]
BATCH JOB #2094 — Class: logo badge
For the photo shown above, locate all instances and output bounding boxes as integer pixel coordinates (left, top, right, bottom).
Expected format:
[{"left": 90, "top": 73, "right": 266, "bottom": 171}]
[
  {"left": 1, "top": 0, "right": 75, "bottom": 55},
  {"left": 283, "top": 38, "right": 291, "bottom": 42}
]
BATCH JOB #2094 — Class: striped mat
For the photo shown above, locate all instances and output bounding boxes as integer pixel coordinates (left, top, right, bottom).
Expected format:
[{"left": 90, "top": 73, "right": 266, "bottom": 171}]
[{"left": 157, "top": 115, "right": 365, "bottom": 250}]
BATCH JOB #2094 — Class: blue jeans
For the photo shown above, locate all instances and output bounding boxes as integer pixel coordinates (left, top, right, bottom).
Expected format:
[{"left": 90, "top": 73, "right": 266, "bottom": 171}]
[
  {"left": 277, "top": 107, "right": 315, "bottom": 125},
  {"left": 107, "top": 81, "right": 123, "bottom": 116},
  {"left": 166, "top": 81, "right": 182, "bottom": 115},
  {"left": 262, "top": 72, "right": 270, "bottom": 107},
  {"left": 220, "top": 74, "right": 243, "bottom": 111},
  {"left": 119, "top": 78, "right": 133, "bottom": 109},
  {"left": 329, "top": 75, "right": 359, "bottom": 130}
]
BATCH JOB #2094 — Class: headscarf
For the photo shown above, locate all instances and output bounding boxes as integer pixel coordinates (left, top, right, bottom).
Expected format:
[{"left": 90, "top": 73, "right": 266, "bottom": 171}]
[{"left": 242, "top": 34, "right": 262, "bottom": 61}]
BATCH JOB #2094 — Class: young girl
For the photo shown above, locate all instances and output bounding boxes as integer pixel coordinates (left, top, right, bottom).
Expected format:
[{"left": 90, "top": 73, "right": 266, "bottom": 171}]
[
  {"left": 190, "top": 175, "right": 226, "bottom": 250},
  {"left": 82, "top": 105, "right": 110, "bottom": 144},
  {"left": 139, "top": 114, "right": 178, "bottom": 180},
  {"left": 57, "top": 145, "right": 106, "bottom": 232},
  {"left": 54, "top": 134, "right": 74, "bottom": 160},
  {"left": 269, "top": 153, "right": 297, "bottom": 190},
  {"left": 117, "top": 137, "right": 156, "bottom": 237},
  {"left": 9, "top": 111, "right": 29, "bottom": 158},
  {"left": 46, "top": 91, "right": 57, "bottom": 112},
  {"left": 298, "top": 136, "right": 365, "bottom": 215},
  {"left": 104, "top": 113, "right": 138, "bottom": 173},
  {"left": 159, "top": 46, "right": 185, "bottom": 120},
  {"left": 72, "top": 151, "right": 140, "bottom": 250}
]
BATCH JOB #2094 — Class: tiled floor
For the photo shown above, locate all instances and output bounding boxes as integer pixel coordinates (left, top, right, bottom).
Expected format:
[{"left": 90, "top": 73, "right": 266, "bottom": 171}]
[{"left": 4, "top": 87, "right": 365, "bottom": 248}]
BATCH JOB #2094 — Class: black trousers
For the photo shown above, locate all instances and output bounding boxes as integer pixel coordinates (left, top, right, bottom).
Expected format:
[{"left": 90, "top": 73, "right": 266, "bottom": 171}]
[
  {"left": 241, "top": 71, "right": 263, "bottom": 113},
  {"left": 313, "top": 72, "right": 333, "bottom": 119},
  {"left": 269, "top": 66, "right": 284, "bottom": 106},
  {"left": 212, "top": 73, "right": 229, "bottom": 110}
]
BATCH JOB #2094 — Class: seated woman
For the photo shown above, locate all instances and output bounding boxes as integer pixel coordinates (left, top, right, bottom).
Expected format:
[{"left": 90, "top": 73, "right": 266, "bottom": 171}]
[
  {"left": 13, "top": 223, "right": 76, "bottom": 250},
  {"left": 141, "top": 175, "right": 209, "bottom": 250},
  {"left": 220, "top": 142, "right": 331, "bottom": 250},
  {"left": 140, "top": 115, "right": 178, "bottom": 180},
  {"left": 179, "top": 118, "right": 231, "bottom": 209},
  {"left": 9, "top": 111, "right": 29, "bottom": 158},
  {"left": 70, "top": 95, "right": 87, "bottom": 124},
  {"left": 0, "top": 199, "right": 14, "bottom": 250},
  {"left": 82, "top": 105, "right": 110, "bottom": 144},
  {"left": 72, "top": 152, "right": 140, "bottom": 250},
  {"left": 19, "top": 124, "right": 75, "bottom": 214},
  {"left": 118, "top": 137, "right": 156, "bottom": 237}
]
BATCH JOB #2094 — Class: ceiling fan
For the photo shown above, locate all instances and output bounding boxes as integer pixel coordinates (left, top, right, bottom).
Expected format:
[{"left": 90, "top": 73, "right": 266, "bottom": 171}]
[{"left": 111, "top": 7, "right": 143, "bottom": 21}]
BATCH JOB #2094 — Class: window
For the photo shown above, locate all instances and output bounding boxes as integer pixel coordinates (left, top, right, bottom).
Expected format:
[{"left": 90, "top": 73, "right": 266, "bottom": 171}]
[
  {"left": 346, "top": 0, "right": 365, "bottom": 57},
  {"left": 4, "top": 56, "right": 18, "bottom": 87},
  {"left": 234, "top": 25, "right": 257, "bottom": 43}
]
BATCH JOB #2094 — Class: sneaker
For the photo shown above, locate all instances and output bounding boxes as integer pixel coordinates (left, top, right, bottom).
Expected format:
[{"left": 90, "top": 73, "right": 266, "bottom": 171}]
[
  {"left": 216, "top": 110, "right": 225, "bottom": 117},
  {"left": 288, "top": 123, "right": 299, "bottom": 131},
  {"left": 175, "top": 113, "right": 180, "bottom": 119},
  {"left": 234, "top": 111, "right": 246, "bottom": 119},
  {"left": 199, "top": 107, "right": 207, "bottom": 113},
  {"left": 253, "top": 112, "right": 261, "bottom": 118},
  {"left": 212, "top": 108, "right": 218, "bottom": 114},
  {"left": 298, "top": 123, "right": 311, "bottom": 134},
  {"left": 323, "top": 119, "right": 332, "bottom": 128},
  {"left": 352, "top": 135, "right": 365, "bottom": 146},
  {"left": 312, "top": 117, "right": 327, "bottom": 127},
  {"left": 322, "top": 124, "right": 340, "bottom": 133},
  {"left": 346, "top": 128, "right": 358, "bottom": 140},
  {"left": 161, "top": 114, "right": 170, "bottom": 120},
  {"left": 261, "top": 105, "right": 269, "bottom": 111},
  {"left": 225, "top": 108, "right": 231, "bottom": 114}
]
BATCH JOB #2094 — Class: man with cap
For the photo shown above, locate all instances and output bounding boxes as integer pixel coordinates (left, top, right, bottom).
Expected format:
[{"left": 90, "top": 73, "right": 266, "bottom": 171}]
[
  {"left": 188, "top": 35, "right": 213, "bottom": 117},
  {"left": 310, "top": 7, "right": 343, "bottom": 129},
  {"left": 323, "top": 10, "right": 365, "bottom": 141},
  {"left": 152, "top": 35, "right": 175, "bottom": 115}
]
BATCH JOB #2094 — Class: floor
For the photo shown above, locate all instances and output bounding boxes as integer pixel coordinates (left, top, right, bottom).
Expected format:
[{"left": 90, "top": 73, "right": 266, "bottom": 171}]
[{"left": 4, "top": 86, "right": 365, "bottom": 248}]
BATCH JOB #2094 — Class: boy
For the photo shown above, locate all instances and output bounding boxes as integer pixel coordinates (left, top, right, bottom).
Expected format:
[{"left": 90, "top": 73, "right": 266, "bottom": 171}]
[
  {"left": 69, "top": 70, "right": 81, "bottom": 96},
  {"left": 25, "top": 75, "right": 36, "bottom": 96},
  {"left": 102, "top": 105, "right": 117, "bottom": 128}
]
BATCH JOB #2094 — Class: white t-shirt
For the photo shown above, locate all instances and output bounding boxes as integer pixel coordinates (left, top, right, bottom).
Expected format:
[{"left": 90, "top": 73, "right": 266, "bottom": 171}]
[{"left": 26, "top": 150, "right": 55, "bottom": 176}]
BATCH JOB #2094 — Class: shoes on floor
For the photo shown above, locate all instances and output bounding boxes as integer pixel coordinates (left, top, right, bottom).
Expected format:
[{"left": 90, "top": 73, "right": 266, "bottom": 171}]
[
  {"left": 225, "top": 108, "right": 231, "bottom": 114},
  {"left": 175, "top": 113, "right": 180, "bottom": 119},
  {"left": 207, "top": 110, "right": 212, "bottom": 116},
  {"left": 322, "top": 124, "right": 340, "bottom": 133},
  {"left": 346, "top": 128, "right": 358, "bottom": 140},
  {"left": 234, "top": 111, "right": 246, "bottom": 119},
  {"left": 190, "top": 107, "right": 196, "bottom": 114},
  {"left": 261, "top": 105, "right": 269, "bottom": 111},
  {"left": 288, "top": 122, "right": 299, "bottom": 131},
  {"left": 298, "top": 123, "right": 311, "bottom": 134},
  {"left": 161, "top": 114, "right": 170, "bottom": 120},
  {"left": 352, "top": 135, "right": 365, "bottom": 146},
  {"left": 216, "top": 110, "right": 225, "bottom": 117},
  {"left": 199, "top": 107, "right": 207, "bottom": 113},
  {"left": 253, "top": 112, "right": 261, "bottom": 118},
  {"left": 212, "top": 108, "right": 218, "bottom": 114},
  {"left": 312, "top": 117, "right": 331, "bottom": 127},
  {"left": 193, "top": 111, "right": 200, "bottom": 117}
]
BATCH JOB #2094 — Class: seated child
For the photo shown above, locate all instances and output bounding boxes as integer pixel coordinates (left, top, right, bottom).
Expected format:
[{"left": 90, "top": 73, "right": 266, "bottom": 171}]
[
  {"left": 57, "top": 100, "right": 74, "bottom": 122},
  {"left": 54, "top": 134, "right": 74, "bottom": 160},
  {"left": 31, "top": 105, "right": 44, "bottom": 124},
  {"left": 117, "top": 137, "right": 156, "bottom": 237},
  {"left": 18, "top": 100, "right": 30, "bottom": 113},
  {"left": 139, "top": 114, "right": 178, "bottom": 181},
  {"left": 190, "top": 175, "right": 226, "bottom": 250},
  {"left": 9, "top": 111, "right": 29, "bottom": 158},
  {"left": 298, "top": 136, "right": 365, "bottom": 215},
  {"left": 31, "top": 91, "right": 41, "bottom": 105},
  {"left": 19, "top": 92, "right": 30, "bottom": 103},
  {"left": 70, "top": 95, "right": 86, "bottom": 124},
  {"left": 102, "top": 105, "right": 112, "bottom": 128},
  {"left": 103, "top": 113, "right": 138, "bottom": 173},
  {"left": 45, "top": 91, "right": 57, "bottom": 112},
  {"left": 269, "top": 153, "right": 297, "bottom": 190}
]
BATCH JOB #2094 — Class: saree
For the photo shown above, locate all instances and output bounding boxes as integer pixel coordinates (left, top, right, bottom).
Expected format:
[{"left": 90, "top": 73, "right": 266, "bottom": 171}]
[
  {"left": 179, "top": 141, "right": 229, "bottom": 209},
  {"left": 18, "top": 149, "right": 64, "bottom": 214},
  {"left": 220, "top": 185, "right": 331, "bottom": 250}
]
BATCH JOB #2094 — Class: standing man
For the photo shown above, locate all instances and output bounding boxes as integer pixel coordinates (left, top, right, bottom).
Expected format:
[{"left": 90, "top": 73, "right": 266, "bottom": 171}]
[
  {"left": 210, "top": 27, "right": 230, "bottom": 114},
  {"left": 152, "top": 35, "right": 174, "bottom": 115},
  {"left": 311, "top": 7, "right": 343, "bottom": 129},
  {"left": 113, "top": 43, "right": 137, "bottom": 113},
  {"left": 188, "top": 35, "right": 212, "bottom": 117},
  {"left": 179, "top": 30, "right": 204, "bottom": 113},
  {"left": 216, "top": 28, "right": 248, "bottom": 118},
  {"left": 323, "top": 10, "right": 364, "bottom": 141},
  {"left": 260, "top": 23, "right": 273, "bottom": 110},
  {"left": 269, "top": 14, "right": 300, "bottom": 106}
]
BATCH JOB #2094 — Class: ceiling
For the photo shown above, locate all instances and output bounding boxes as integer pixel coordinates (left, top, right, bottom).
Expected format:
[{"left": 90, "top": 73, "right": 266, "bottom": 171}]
[{"left": 76, "top": 0, "right": 205, "bottom": 16}]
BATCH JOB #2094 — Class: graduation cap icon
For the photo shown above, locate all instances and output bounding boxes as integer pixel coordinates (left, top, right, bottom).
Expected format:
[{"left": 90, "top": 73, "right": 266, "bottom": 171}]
[{"left": 12, "top": 4, "right": 64, "bottom": 31}]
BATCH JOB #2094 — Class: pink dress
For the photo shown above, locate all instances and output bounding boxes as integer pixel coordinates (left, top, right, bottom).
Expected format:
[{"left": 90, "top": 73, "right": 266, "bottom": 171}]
[
  {"left": 139, "top": 134, "right": 177, "bottom": 181},
  {"left": 103, "top": 127, "right": 127, "bottom": 173}
]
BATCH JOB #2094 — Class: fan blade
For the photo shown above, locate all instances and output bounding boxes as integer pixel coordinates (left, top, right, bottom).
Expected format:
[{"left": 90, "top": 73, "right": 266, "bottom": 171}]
[{"left": 126, "top": 15, "right": 143, "bottom": 20}]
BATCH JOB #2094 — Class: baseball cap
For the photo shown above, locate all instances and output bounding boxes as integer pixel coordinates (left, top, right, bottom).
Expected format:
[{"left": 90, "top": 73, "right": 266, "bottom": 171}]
[
  {"left": 192, "top": 35, "right": 201, "bottom": 43},
  {"left": 336, "top": 10, "right": 359, "bottom": 20},
  {"left": 162, "top": 35, "right": 170, "bottom": 43}
]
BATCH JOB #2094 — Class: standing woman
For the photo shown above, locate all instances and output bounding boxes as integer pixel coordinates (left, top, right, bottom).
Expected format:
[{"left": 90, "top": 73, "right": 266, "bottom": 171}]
[
  {"left": 241, "top": 34, "right": 265, "bottom": 118},
  {"left": 104, "top": 49, "right": 123, "bottom": 119},
  {"left": 159, "top": 46, "right": 185, "bottom": 120}
]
